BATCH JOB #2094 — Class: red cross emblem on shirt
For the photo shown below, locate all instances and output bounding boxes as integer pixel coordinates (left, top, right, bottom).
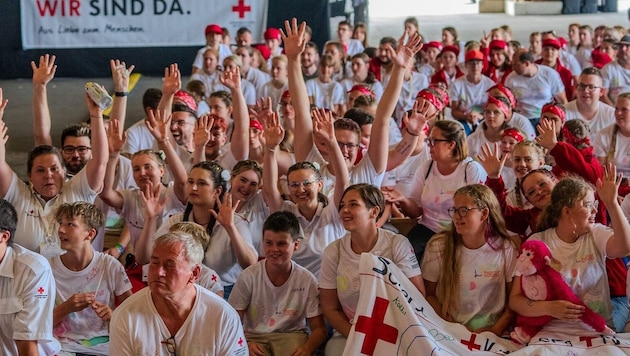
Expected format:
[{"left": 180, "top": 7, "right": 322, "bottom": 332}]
[
  {"left": 238, "top": 337, "right": 244, "bottom": 347},
  {"left": 232, "top": 0, "right": 251, "bottom": 18},
  {"left": 211, "top": 274, "right": 217, "bottom": 282},
  {"left": 38, "top": 287, "right": 45, "bottom": 294},
  {"left": 461, "top": 333, "right": 482, "bottom": 351},
  {"left": 354, "top": 297, "right": 398, "bottom": 355}
]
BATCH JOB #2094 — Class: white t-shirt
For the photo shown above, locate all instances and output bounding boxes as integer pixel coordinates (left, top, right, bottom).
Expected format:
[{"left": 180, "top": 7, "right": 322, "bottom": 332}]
[
  {"left": 383, "top": 148, "right": 430, "bottom": 197},
  {"left": 528, "top": 224, "right": 614, "bottom": 330},
  {"left": 0, "top": 244, "right": 60, "bottom": 355},
  {"left": 410, "top": 158, "right": 488, "bottom": 232},
  {"left": 339, "top": 78, "right": 384, "bottom": 102},
  {"left": 504, "top": 65, "right": 565, "bottom": 119},
  {"left": 601, "top": 61, "right": 630, "bottom": 104},
  {"left": 121, "top": 119, "right": 155, "bottom": 155},
  {"left": 228, "top": 260, "right": 321, "bottom": 334},
  {"left": 305, "top": 78, "right": 346, "bottom": 110},
  {"left": 466, "top": 128, "right": 497, "bottom": 160},
  {"left": 345, "top": 39, "right": 365, "bottom": 56},
  {"left": 394, "top": 72, "right": 430, "bottom": 121},
  {"left": 190, "top": 72, "right": 223, "bottom": 96},
  {"left": 449, "top": 75, "right": 496, "bottom": 116},
  {"left": 192, "top": 44, "right": 234, "bottom": 71},
  {"left": 565, "top": 100, "right": 615, "bottom": 133},
  {"left": 422, "top": 236, "right": 517, "bottom": 330},
  {"left": 593, "top": 123, "right": 630, "bottom": 177},
  {"left": 156, "top": 212, "right": 256, "bottom": 286},
  {"left": 120, "top": 186, "right": 185, "bottom": 246},
  {"left": 318, "top": 229, "right": 421, "bottom": 324},
  {"left": 574, "top": 47, "right": 593, "bottom": 69},
  {"left": 4, "top": 169, "right": 98, "bottom": 252},
  {"left": 236, "top": 191, "right": 270, "bottom": 256},
  {"left": 244, "top": 68, "right": 271, "bottom": 94},
  {"left": 110, "top": 285, "right": 248, "bottom": 355},
  {"left": 197, "top": 265, "right": 223, "bottom": 295},
  {"left": 280, "top": 201, "right": 345, "bottom": 277},
  {"left": 258, "top": 81, "right": 289, "bottom": 109},
  {"left": 560, "top": 50, "right": 582, "bottom": 76},
  {"left": 50, "top": 251, "right": 131, "bottom": 355},
  {"left": 418, "top": 63, "right": 436, "bottom": 78},
  {"left": 211, "top": 79, "right": 257, "bottom": 106}
]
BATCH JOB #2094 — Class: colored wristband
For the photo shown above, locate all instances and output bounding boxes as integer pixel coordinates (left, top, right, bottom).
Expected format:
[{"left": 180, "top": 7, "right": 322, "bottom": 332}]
[
  {"left": 115, "top": 243, "right": 125, "bottom": 255},
  {"left": 114, "top": 92, "right": 128, "bottom": 97}
]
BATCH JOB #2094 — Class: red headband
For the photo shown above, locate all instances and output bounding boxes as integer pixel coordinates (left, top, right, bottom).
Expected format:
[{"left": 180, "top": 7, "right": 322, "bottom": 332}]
[
  {"left": 281, "top": 90, "right": 291, "bottom": 100},
  {"left": 486, "top": 96, "right": 510, "bottom": 119},
  {"left": 488, "top": 84, "right": 516, "bottom": 108},
  {"left": 348, "top": 85, "right": 376, "bottom": 98},
  {"left": 502, "top": 128, "right": 525, "bottom": 143},
  {"left": 541, "top": 103, "right": 566, "bottom": 123},
  {"left": 416, "top": 89, "right": 444, "bottom": 111},
  {"left": 174, "top": 90, "right": 198, "bottom": 112},
  {"left": 562, "top": 125, "right": 590, "bottom": 146},
  {"left": 250, "top": 119, "right": 263, "bottom": 131}
]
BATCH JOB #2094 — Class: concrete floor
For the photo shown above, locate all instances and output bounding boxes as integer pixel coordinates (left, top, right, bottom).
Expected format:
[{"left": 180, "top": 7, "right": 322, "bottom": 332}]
[{"left": 1, "top": 5, "right": 628, "bottom": 179}]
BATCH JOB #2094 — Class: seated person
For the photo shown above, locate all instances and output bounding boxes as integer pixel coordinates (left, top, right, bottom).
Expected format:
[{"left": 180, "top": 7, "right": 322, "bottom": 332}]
[
  {"left": 51, "top": 202, "right": 132, "bottom": 355},
  {"left": 229, "top": 211, "right": 326, "bottom": 355}
]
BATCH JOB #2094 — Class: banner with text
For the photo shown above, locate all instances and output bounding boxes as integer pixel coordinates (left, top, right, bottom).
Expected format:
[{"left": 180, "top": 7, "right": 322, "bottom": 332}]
[
  {"left": 344, "top": 253, "right": 630, "bottom": 355},
  {"left": 20, "top": 0, "right": 268, "bottom": 49}
]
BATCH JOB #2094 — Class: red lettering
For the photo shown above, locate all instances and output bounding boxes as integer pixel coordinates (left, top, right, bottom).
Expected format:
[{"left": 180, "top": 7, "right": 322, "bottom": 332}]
[{"left": 36, "top": 0, "right": 80, "bottom": 16}]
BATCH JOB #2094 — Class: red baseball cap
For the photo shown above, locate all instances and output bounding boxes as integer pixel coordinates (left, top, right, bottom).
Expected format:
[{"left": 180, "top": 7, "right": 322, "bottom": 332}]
[
  {"left": 205, "top": 24, "right": 223, "bottom": 36},
  {"left": 440, "top": 45, "right": 459, "bottom": 57},
  {"left": 264, "top": 28, "right": 281, "bottom": 41},
  {"left": 489, "top": 40, "right": 508, "bottom": 51},
  {"left": 253, "top": 44, "right": 271, "bottom": 61},
  {"left": 465, "top": 49, "right": 484, "bottom": 62},
  {"left": 542, "top": 38, "right": 561, "bottom": 50},
  {"left": 424, "top": 41, "right": 443, "bottom": 51}
]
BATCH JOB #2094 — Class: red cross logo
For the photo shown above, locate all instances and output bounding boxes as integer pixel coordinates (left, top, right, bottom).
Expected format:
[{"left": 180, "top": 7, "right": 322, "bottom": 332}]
[
  {"left": 38, "top": 287, "right": 45, "bottom": 294},
  {"left": 211, "top": 274, "right": 217, "bottom": 282},
  {"left": 232, "top": 0, "right": 251, "bottom": 18},
  {"left": 238, "top": 337, "right": 244, "bottom": 347},
  {"left": 461, "top": 333, "right": 481, "bottom": 351},
  {"left": 354, "top": 297, "right": 398, "bottom": 355}
]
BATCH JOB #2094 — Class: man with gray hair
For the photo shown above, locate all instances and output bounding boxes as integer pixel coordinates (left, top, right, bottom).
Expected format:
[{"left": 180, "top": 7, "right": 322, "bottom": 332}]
[{"left": 110, "top": 231, "right": 247, "bottom": 355}]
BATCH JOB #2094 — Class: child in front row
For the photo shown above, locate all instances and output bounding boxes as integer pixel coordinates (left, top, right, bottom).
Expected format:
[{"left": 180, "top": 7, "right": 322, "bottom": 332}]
[
  {"left": 51, "top": 202, "right": 133, "bottom": 355},
  {"left": 228, "top": 211, "right": 327, "bottom": 355}
]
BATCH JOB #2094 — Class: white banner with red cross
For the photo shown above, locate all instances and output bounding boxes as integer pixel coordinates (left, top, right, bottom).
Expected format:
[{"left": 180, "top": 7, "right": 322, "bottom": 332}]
[
  {"left": 20, "top": 0, "right": 268, "bottom": 49},
  {"left": 344, "top": 253, "right": 630, "bottom": 355}
]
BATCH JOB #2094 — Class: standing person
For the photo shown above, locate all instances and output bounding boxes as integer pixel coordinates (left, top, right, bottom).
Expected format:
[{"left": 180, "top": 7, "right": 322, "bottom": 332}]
[
  {"left": 601, "top": 35, "right": 630, "bottom": 106},
  {"left": 192, "top": 24, "right": 233, "bottom": 75},
  {"left": 0, "top": 199, "right": 59, "bottom": 355},
  {"left": 422, "top": 184, "right": 518, "bottom": 335},
  {"left": 565, "top": 67, "right": 616, "bottom": 133},
  {"left": 110, "top": 231, "right": 248, "bottom": 355},
  {"left": 51, "top": 202, "right": 132, "bottom": 355},
  {"left": 319, "top": 184, "right": 425, "bottom": 354},
  {"left": 228, "top": 211, "right": 326, "bottom": 356},
  {"left": 504, "top": 49, "right": 567, "bottom": 127},
  {"left": 509, "top": 167, "right": 630, "bottom": 335}
]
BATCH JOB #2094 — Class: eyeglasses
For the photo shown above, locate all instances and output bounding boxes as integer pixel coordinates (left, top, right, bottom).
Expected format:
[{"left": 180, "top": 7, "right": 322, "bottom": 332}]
[
  {"left": 171, "top": 119, "right": 195, "bottom": 127},
  {"left": 288, "top": 179, "right": 319, "bottom": 190},
  {"left": 583, "top": 200, "right": 599, "bottom": 211},
  {"left": 576, "top": 83, "right": 601, "bottom": 91},
  {"left": 162, "top": 336, "right": 176, "bottom": 355},
  {"left": 424, "top": 138, "right": 451, "bottom": 146},
  {"left": 447, "top": 206, "right": 484, "bottom": 218},
  {"left": 337, "top": 141, "right": 360, "bottom": 151},
  {"left": 62, "top": 146, "right": 91, "bottom": 155}
]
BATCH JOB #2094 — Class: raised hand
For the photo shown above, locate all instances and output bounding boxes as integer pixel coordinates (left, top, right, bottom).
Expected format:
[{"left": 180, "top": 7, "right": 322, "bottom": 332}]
[
  {"left": 106, "top": 119, "right": 126, "bottom": 155},
  {"left": 0, "top": 88, "right": 7, "bottom": 122},
  {"left": 194, "top": 114, "right": 214, "bottom": 149},
  {"left": 211, "top": 192, "right": 241, "bottom": 228},
  {"left": 480, "top": 31, "right": 491, "bottom": 48},
  {"left": 281, "top": 18, "right": 307, "bottom": 58},
  {"left": 162, "top": 63, "right": 181, "bottom": 96},
  {"left": 477, "top": 142, "right": 507, "bottom": 179},
  {"left": 220, "top": 67, "right": 242, "bottom": 90},
  {"left": 391, "top": 31, "right": 423, "bottom": 68},
  {"left": 140, "top": 181, "right": 167, "bottom": 218},
  {"left": 596, "top": 163, "right": 622, "bottom": 207},
  {"left": 381, "top": 186, "right": 406, "bottom": 204},
  {"left": 31, "top": 54, "right": 57, "bottom": 86},
  {"left": 85, "top": 90, "right": 104, "bottom": 119},
  {"left": 535, "top": 117, "right": 558, "bottom": 150},
  {"left": 145, "top": 109, "right": 171, "bottom": 143},
  {"left": 403, "top": 100, "right": 429, "bottom": 136},
  {"left": 261, "top": 110, "right": 285, "bottom": 149},
  {"left": 312, "top": 108, "right": 335, "bottom": 144},
  {"left": 110, "top": 59, "right": 135, "bottom": 93}
]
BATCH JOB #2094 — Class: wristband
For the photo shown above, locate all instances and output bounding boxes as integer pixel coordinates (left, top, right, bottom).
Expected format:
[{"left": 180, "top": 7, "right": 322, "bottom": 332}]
[
  {"left": 114, "top": 92, "right": 128, "bottom": 97},
  {"left": 406, "top": 127, "right": 420, "bottom": 137},
  {"left": 115, "top": 243, "right": 125, "bottom": 255}
]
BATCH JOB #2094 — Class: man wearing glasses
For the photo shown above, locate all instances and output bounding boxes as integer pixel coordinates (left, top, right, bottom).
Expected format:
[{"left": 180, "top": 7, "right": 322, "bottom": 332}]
[
  {"left": 110, "top": 231, "right": 247, "bottom": 355},
  {"left": 565, "top": 67, "right": 616, "bottom": 132},
  {"left": 60, "top": 125, "right": 92, "bottom": 178}
]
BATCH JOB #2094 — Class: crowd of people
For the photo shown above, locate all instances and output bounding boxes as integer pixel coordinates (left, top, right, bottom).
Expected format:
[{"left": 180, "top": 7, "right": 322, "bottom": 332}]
[{"left": 0, "top": 13, "right": 630, "bottom": 355}]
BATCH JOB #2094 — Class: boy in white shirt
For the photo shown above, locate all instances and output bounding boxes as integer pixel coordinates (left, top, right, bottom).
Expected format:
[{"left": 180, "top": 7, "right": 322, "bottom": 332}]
[
  {"left": 228, "top": 211, "right": 326, "bottom": 355},
  {"left": 51, "top": 202, "right": 132, "bottom": 355},
  {"left": 305, "top": 54, "right": 346, "bottom": 116}
]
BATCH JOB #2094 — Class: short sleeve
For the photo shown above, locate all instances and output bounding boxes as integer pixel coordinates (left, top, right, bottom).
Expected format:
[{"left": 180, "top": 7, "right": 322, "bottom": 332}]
[
  {"left": 227, "top": 267, "right": 254, "bottom": 311},
  {"left": 318, "top": 241, "right": 341, "bottom": 290},
  {"left": 305, "top": 271, "right": 322, "bottom": 319},
  {"left": 391, "top": 234, "right": 421, "bottom": 279},
  {"left": 13, "top": 257, "right": 56, "bottom": 342}
]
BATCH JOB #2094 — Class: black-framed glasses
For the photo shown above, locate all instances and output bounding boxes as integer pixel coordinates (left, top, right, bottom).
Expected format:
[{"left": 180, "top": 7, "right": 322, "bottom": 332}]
[
  {"left": 447, "top": 206, "right": 484, "bottom": 218},
  {"left": 62, "top": 146, "right": 91, "bottom": 155},
  {"left": 576, "top": 83, "right": 601, "bottom": 91},
  {"left": 337, "top": 141, "right": 360, "bottom": 151},
  {"left": 425, "top": 138, "right": 451, "bottom": 146},
  {"left": 162, "top": 336, "right": 176, "bottom": 355},
  {"left": 288, "top": 179, "right": 319, "bottom": 190}
]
